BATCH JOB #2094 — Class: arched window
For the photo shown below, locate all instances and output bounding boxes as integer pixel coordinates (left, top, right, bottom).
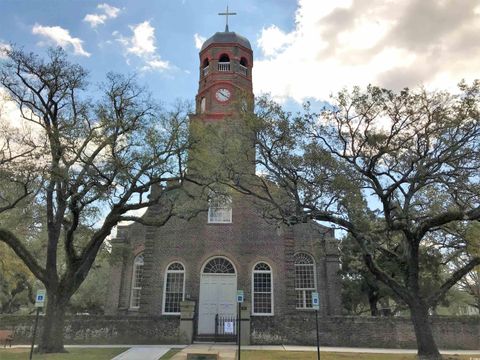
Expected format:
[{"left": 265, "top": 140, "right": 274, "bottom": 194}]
[
  {"left": 202, "top": 58, "right": 209, "bottom": 76},
  {"left": 252, "top": 262, "right": 273, "bottom": 315},
  {"left": 200, "top": 97, "right": 206, "bottom": 113},
  {"left": 218, "top": 54, "right": 230, "bottom": 71},
  {"left": 219, "top": 54, "right": 230, "bottom": 62},
  {"left": 208, "top": 194, "right": 232, "bottom": 223},
  {"left": 203, "top": 257, "right": 235, "bottom": 273},
  {"left": 294, "top": 253, "right": 316, "bottom": 309},
  {"left": 163, "top": 262, "right": 185, "bottom": 314},
  {"left": 130, "top": 253, "right": 144, "bottom": 309},
  {"left": 239, "top": 57, "right": 248, "bottom": 76}
]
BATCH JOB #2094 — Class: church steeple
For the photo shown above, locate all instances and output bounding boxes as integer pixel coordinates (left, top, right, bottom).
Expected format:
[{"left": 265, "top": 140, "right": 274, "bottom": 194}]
[
  {"left": 194, "top": 23, "right": 253, "bottom": 119},
  {"left": 189, "top": 24, "right": 255, "bottom": 175}
]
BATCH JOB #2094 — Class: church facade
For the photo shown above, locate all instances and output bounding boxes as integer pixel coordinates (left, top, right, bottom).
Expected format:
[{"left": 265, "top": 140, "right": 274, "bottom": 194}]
[{"left": 106, "top": 28, "right": 341, "bottom": 343}]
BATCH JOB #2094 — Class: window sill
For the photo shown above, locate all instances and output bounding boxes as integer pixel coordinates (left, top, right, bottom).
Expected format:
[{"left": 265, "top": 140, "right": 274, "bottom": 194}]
[
  {"left": 251, "top": 313, "right": 274, "bottom": 316},
  {"left": 163, "top": 312, "right": 181, "bottom": 316}
]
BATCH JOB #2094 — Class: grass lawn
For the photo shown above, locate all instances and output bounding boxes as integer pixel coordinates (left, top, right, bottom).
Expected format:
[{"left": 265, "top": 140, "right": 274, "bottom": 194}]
[
  {"left": 240, "top": 351, "right": 476, "bottom": 360},
  {"left": 0, "top": 347, "right": 128, "bottom": 360},
  {"left": 159, "top": 348, "right": 182, "bottom": 359}
]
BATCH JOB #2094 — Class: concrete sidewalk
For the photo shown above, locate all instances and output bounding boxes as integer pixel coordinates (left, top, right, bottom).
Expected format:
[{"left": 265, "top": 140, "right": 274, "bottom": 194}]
[
  {"left": 8, "top": 344, "right": 480, "bottom": 358},
  {"left": 111, "top": 346, "right": 172, "bottom": 360}
]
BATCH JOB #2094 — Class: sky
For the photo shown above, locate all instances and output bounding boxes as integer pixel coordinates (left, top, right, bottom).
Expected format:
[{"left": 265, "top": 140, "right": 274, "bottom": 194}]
[{"left": 1, "top": 0, "right": 480, "bottom": 108}]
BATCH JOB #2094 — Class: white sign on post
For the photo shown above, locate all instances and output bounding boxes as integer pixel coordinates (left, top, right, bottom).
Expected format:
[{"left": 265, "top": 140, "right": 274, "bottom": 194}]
[
  {"left": 35, "top": 289, "right": 46, "bottom": 308},
  {"left": 236, "top": 290, "right": 244, "bottom": 303},
  {"left": 224, "top": 321, "right": 234, "bottom": 334},
  {"left": 312, "top": 292, "right": 320, "bottom": 310}
]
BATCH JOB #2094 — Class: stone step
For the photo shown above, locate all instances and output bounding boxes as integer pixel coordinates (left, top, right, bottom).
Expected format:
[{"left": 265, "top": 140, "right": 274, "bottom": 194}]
[{"left": 171, "top": 345, "right": 236, "bottom": 360}]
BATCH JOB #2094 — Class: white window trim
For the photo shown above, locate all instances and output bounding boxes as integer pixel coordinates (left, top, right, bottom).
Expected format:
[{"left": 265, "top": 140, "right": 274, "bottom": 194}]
[
  {"left": 162, "top": 261, "right": 186, "bottom": 315},
  {"left": 130, "top": 253, "right": 144, "bottom": 310},
  {"left": 201, "top": 256, "right": 237, "bottom": 274},
  {"left": 207, "top": 195, "right": 232, "bottom": 224},
  {"left": 294, "top": 253, "right": 318, "bottom": 310},
  {"left": 251, "top": 261, "right": 274, "bottom": 316}
]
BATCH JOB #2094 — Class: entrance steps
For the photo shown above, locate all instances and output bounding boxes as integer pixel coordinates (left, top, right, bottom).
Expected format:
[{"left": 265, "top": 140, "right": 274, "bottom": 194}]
[{"left": 171, "top": 344, "right": 236, "bottom": 360}]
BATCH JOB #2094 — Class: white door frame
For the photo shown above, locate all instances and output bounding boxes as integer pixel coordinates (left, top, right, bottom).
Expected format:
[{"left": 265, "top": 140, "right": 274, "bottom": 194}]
[{"left": 198, "top": 257, "right": 237, "bottom": 335}]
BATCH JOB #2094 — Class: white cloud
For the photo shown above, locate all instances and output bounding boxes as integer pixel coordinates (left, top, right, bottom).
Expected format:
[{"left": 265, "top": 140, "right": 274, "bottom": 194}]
[
  {"left": 84, "top": 3, "right": 120, "bottom": 28},
  {"left": 143, "top": 58, "right": 170, "bottom": 72},
  {"left": 126, "top": 21, "right": 156, "bottom": 56},
  {"left": 32, "top": 24, "right": 91, "bottom": 57},
  {"left": 0, "top": 42, "right": 11, "bottom": 59},
  {"left": 254, "top": 0, "right": 480, "bottom": 103},
  {"left": 257, "top": 25, "right": 293, "bottom": 57},
  {"left": 194, "top": 33, "right": 206, "bottom": 50},
  {"left": 115, "top": 21, "right": 170, "bottom": 72}
]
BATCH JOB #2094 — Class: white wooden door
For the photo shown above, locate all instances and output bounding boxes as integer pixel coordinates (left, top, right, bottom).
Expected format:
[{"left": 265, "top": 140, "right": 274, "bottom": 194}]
[{"left": 198, "top": 274, "right": 236, "bottom": 334}]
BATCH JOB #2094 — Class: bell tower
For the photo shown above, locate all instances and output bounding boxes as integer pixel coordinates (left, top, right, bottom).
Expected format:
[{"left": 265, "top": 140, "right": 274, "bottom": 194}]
[
  {"left": 194, "top": 18, "right": 253, "bottom": 119},
  {"left": 190, "top": 15, "right": 255, "bottom": 176}
]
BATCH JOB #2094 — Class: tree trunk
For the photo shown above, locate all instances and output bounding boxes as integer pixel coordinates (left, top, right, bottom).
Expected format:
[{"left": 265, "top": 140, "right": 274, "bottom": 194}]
[
  {"left": 367, "top": 288, "right": 380, "bottom": 316},
  {"left": 38, "top": 292, "right": 67, "bottom": 353},
  {"left": 409, "top": 298, "right": 441, "bottom": 360}
]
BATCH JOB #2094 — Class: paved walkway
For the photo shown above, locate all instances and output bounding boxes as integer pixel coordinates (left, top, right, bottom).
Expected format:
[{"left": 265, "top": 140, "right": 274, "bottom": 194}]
[
  {"left": 109, "top": 344, "right": 480, "bottom": 359},
  {"left": 111, "top": 346, "right": 173, "bottom": 360},
  {"left": 8, "top": 344, "right": 480, "bottom": 358}
]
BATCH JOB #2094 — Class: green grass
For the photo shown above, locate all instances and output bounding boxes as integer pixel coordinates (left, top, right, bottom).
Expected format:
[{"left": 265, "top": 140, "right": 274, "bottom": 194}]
[
  {"left": 240, "top": 351, "right": 476, "bottom": 360},
  {"left": 159, "top": 348, "right": 182, "bottom": 359},
  {"left": 0, "top": 347, "right": 128, "bottom": 360}
]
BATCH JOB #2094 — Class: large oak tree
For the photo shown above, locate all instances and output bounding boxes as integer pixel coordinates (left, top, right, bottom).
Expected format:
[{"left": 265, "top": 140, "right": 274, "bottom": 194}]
[
  {"left": 0, "top": 47, "right": 190, "bottom": 352},
  {"left": 229, "top": 84, "right": 480, "bottom": 360}
]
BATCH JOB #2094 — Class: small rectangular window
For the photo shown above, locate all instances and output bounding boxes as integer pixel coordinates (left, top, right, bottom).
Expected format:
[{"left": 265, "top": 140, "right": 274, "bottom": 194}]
[{"left": 208, "top": 195, "right": 232, "bottom": 223}]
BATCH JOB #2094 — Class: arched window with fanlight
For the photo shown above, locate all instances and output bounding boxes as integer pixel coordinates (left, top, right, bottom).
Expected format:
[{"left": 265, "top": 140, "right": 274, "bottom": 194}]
[
  {"left": 294, "top": 252, "right": 317, "bottom": 309},
  {"left": 252, "top": 262, "right": 273, "bottom": 315},
  {"left": 130, "top": 253, "right": 144, "bottom": 309},
  {"left": 162, "top": 262, "right": 185, "bottom": 314}
]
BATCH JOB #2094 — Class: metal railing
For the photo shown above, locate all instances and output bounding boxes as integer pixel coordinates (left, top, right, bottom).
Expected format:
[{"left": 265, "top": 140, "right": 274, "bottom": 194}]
[
  {"left": 218, "top": 62, "right": 230, "bottom": 71},
  {"left": 238, "top": 65, "right": 248, "bottom": 76},
  {"left": 215, "top": 314, "right": 237, "bottom": 342}
]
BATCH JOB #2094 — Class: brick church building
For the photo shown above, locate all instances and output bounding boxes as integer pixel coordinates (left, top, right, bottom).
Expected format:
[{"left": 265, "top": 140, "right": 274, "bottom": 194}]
[{"left": 106, "top": 25, "right": 341, "bottom": 343}]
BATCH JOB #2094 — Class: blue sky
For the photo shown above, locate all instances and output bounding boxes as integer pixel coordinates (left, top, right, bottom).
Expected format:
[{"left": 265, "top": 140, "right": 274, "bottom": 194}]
[
  {"left": 0, "top": 0, "right": 298, "bottom": 106},
  {"left": 1, "top": 0, "right": 479, "bottom": 108}
]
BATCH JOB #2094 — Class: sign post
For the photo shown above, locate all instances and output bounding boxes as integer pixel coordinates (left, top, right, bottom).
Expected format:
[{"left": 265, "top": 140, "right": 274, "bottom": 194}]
[
  {"left": 312, "top": 292, "right": 320, "bottom": 360},
  {"left": 236, "top": 290, "right": 244, "bottom": 360},
  {"left": 30, "top": 289, "right": 46, "bottom": 360}
]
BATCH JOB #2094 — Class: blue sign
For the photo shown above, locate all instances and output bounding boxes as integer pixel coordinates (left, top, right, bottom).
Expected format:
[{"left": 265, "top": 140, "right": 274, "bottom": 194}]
[
  {"left": 236, "top": 290, "right": 244, "bottom": 303},
  {"left": 35, "top": 289, "right": 46, "bottom": 308},
  {"left": 312, "top": 292, "right": 319, "bottom": 310}
]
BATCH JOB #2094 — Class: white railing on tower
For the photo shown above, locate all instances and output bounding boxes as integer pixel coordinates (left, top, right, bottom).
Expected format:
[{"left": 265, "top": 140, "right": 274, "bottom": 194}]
[
  {"left": 203, "top": 66, "right": 209, "bottom": 76},
  {"left": 218, "top": 62, "right": 230, "bottom": 71},
  {"left": 239, "top": 65, "right": 248, "bottom": 76}
]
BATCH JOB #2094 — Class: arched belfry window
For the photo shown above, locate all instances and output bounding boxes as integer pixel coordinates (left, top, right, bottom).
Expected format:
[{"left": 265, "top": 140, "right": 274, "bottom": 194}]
[
  {"left": 208, "top": 194, "right": 232, "bottom": 224},
  {"left": 252, "top": 262, "right": 273, "bottom": 315},
  {"left": 203, "top": 257, "right": 235, "bottom": 273},
  {"left": 239, "top": 57, "right": 248, "bottom": 76},
  {"left": 218, "top": 54, "right": 230, "bottom": 71},
  {"left": 202, "top": 58, "right": 209, "bottom": 76},
  {"left": 163, "top": 262, "right": 185, "bottom": 314},
  {"left": 130, "top": 253, "right": 144, "bottom": 309},
  {"left": 294, "top": 252, "right": 317, "bottom": 309}
]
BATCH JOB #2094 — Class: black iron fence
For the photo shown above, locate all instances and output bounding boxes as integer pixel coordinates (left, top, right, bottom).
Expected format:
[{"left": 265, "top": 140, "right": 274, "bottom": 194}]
[{"left": 215, "top": 314, "right": 237, "bottom": 342}]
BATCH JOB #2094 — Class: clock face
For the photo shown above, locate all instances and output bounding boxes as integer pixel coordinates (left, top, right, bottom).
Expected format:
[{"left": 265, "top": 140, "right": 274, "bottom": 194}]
[{"left": 215, "top": 88, "right": 231, "bottom": 102}]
